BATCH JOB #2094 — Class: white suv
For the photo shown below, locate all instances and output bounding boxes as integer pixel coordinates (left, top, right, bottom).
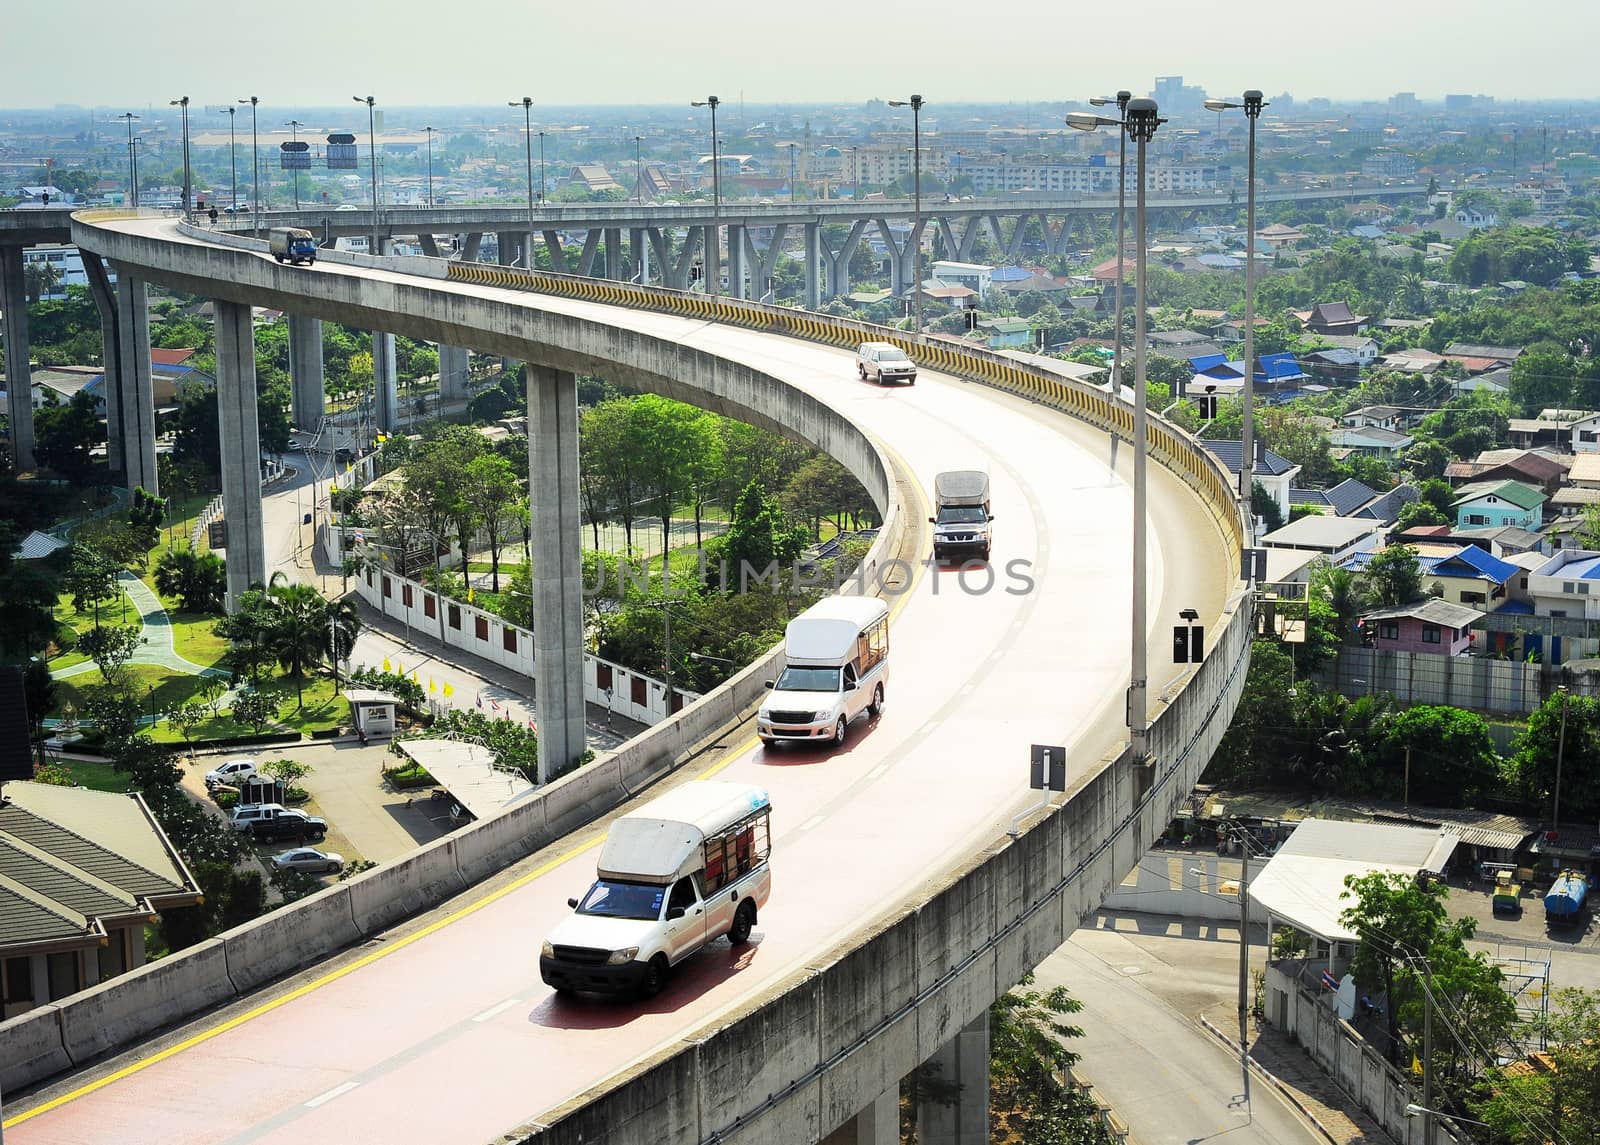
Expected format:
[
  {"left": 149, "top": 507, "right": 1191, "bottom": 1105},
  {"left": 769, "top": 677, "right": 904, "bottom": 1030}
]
[
  {"left": 856, "top": 342, "right": 918, "bottom": 385},
  {"left": 229, "top": 802, "right": 288, "bottom": 832},
  {"left": 205, "top": 758, "right": 258, "bottom": 789}
]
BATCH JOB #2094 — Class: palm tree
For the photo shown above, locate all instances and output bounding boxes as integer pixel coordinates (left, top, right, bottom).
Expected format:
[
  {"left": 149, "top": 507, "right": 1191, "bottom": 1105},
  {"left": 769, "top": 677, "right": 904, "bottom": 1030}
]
[
  {"left": 264, "top": 573, "right": 360, "bottom": 707},
  {"left": 23, "top": 261, "right": 62, "bottom": 303},
  {"left": 326, "top": 596, "right": 360, "bottom": 687}
]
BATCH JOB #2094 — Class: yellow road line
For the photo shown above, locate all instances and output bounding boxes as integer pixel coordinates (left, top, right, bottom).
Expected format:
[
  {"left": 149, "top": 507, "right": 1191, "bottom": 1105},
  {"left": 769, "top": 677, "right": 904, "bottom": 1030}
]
[
  {"left": 3, "top": 834, "right": 604, "bottom": 1128},
  {"left": 6, "top": 444, "right": 929, "bottom": 1130}
]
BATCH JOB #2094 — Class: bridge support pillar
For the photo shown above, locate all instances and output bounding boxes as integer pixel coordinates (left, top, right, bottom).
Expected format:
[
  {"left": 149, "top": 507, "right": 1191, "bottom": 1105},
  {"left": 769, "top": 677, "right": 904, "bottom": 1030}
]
[
  {"left": 370, "top": 238, "right": 399, "bottom": 431},
  {"left": 83, "top": 252, "right": 123, "bottom": 476},
  {"left": 603, "top": 228, "right": 624, "bottom": 280},
  {"left": 496, "top": 231, "right": 523, "bottom": 270},
  {"left": 113, "top": 271, "right": 159, "bottom": 495},
  {"left": 288, "top": 313, "right": 325, "bottom": 431},
  {"left": 918, "top": 1013, "right": 990, "bottom": 1145},
  {"left": 459, "top": 232, "right": 483, "bottom": 262},
  {"left": 726, "top": 224, "right": 747, "bottom": 299},
  {"left": 417, "top": 233, "right": 441, "bottom": 258},
  {"left": 820, "top": 1089, "right": 898, "bottom": 1145},
  {"left": 0, "top": 247, "right": 35, "bottom": 470},
  {"left": 214, "top": 299, "right": 265, "bottom": 612},
  {"left": 527, "top": 364, "right": 586, "bottom": 784},
  {"left": 439, "top": 345, "right": 470, "bottom": 403},
  {"left": 804, "top": 222, "right": 821, "bottom": 310},
  {"left": 630, "top": 227, "right": 649, "bottom": 285}
]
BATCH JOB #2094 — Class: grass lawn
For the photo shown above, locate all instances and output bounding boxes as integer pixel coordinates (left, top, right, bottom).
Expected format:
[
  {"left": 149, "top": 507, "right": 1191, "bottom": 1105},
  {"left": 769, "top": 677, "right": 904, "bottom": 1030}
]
[
  {"left": 50, "top": 760, "right": 132, "bottom": 793},
  {"left": 168, "top": 610, "right": 228, "bottom": 668},
  {"left": 49, "top": 590, "right": 140, "bottom": 669},
  {"left": 52, "top": 663, "right": 218, "bottom": 722},
  {"left": 268, "top": 674, "right": 346, "bottom": 735},
  {"left": 53, "top": 663, "right": 347, "bottom": 743}
]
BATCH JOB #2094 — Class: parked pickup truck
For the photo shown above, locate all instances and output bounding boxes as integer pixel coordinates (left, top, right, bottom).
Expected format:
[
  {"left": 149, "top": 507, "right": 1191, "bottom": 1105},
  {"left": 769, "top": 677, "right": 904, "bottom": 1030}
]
[{"left": 856, "top": 341, "right": 917, "bottom": 385}]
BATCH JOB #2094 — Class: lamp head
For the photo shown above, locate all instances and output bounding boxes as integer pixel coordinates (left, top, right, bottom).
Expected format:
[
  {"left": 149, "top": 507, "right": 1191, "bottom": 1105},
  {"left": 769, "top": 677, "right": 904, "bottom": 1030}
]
[
  {"left": 1065, "top": 112, "right": 1116, "bottom": 132},
  {"left": 240, "top": 96, "right": 257, "bottom": 106},
  {"left": 1244, "top": 90, "right": 1267, "bottom": 118},
  {"left": 1125, "top": 98, "right": 1163, "bottom": 142},
  {"left": 1204, "top": 98, "right": 1239, "bottom": 113}
]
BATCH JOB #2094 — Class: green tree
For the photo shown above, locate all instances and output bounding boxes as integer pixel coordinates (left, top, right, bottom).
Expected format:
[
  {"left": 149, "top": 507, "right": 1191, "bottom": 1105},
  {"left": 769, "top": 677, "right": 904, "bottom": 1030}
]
[
  {"left": 1251, "top": 480, "right": 1284, "bottom": 533},
  {"left": 1403, "top": 439, "right": 1451, "bottom": 481},
  {"left": 33, "top": 391, "right": 105, "bottom": 483},
  {"left": 78, "top": 624, "right": 143, "bottom": 688},
  {"left": 154, "top": 547, "right": 228, "bottom": 614},
  {"left": 712, "top": 481, "right": 807, "bottom": 588},
  {"left": 463, "top": 453, "right": 521, "bottom": 592},
  {"left": 231, "top": 689, "right": 278, "bottom": 732},
  {"left": 129, "top": 486, "right": 165, "bottom": 551},
  {"left": 1380, "top": 705, "right": 1500, "bottom": 806},
  {"left": 1339, "top": 871, "right": 1460, "bottom": 1062},
  {"left": 987, "top": 975, "right": 1112, "bottom": 1144},
  {"left": 1508, "top": 692, "right": 1600, "bottom": 822},
  {"left": 1363, "top": 545, "right": 1424, "bottom": 607},
  {"left": 1509, "top": 344, "right": 1576, "bottom": 416},
  {"left": 1478, "top": 988, "right": 1600, "bottom": 1143},
  {"left": 63, "top": 543, "right": 119, "bottom": 628},
  {"left": 163, "top": 700, "right": 209, "bottom": 756}
]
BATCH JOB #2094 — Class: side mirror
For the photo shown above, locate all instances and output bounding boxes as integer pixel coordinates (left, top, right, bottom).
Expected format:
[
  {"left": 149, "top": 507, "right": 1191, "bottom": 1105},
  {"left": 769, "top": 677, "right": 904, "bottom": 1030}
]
[
  {"left": 567, "top": 896, "right": 578, "bottom": 909},
  {"left": 987, "top": 515, "right": 997, "bottom": 522},
  {"left": 764, "top": 680, "right": 775, "bottom": 689},
  {"left": 928, "top": 516, "right": 937, "bottom": 524},
  {"left": 667, "top": 905, "right": 686, "bottom": 921}
]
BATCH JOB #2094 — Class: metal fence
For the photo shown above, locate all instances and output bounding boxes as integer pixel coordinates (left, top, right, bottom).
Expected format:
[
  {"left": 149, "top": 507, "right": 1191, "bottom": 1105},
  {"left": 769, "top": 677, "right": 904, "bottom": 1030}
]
[{"left": 1316, "top": 647, "right": 1544, "bottom": 716}]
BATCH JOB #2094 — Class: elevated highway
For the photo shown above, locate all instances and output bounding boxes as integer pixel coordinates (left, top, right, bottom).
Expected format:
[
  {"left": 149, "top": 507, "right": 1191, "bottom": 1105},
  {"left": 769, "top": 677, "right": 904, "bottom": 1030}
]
[{"left": 1, "top": 210, "right": 1250, "bottom": 1145}]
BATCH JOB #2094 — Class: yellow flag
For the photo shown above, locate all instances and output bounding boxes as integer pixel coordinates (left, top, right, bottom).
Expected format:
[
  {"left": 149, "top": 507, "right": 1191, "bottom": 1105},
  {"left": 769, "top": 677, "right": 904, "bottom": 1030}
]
[
  {"left": 411, "top": 669, "right": 420, "bottom": 685},
  {"left": 1412, "top": 1054, "right": 1423, "bottom": 1076},
  {"left": 442, "top": 682, "right": 454, "bottom": 698},
  {"left": 428, "top": 676, "right": 436, "bottom": 694},
  {"left": 466, "top": 585, "right": 474, "bottom": 603},
  {"left": 346, "top": 462, "right": 353, "bottom": 473},
  {"left": 382, "top": 657, "right": 392, "bottom": 672}
]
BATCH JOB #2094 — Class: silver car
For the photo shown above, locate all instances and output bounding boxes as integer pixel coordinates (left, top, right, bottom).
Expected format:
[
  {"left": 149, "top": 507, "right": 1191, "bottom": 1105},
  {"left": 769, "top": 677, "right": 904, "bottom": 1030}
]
[{"left": 270, "top": 847, "right": 344, "bottom": 875}]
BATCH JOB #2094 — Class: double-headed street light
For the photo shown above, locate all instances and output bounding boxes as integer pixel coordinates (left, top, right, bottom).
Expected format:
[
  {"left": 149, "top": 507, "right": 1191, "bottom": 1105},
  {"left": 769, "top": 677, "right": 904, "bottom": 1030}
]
[
  {"left": 509, "top": 97, "right": 535, "bottom": 253},
  {"left": 1088, "top": 92, "right": 1132, "bottom": 394},
  {"left": 116, "top": 112, "right": 140, "bottom": 206},
  {"left": 222, "top": 106, "right": 238, "bottom": 213},
  {"left": 1068, "top": 98, "right": 1164, "bottom": 766},
  {"left": 690, "top": 97, "right": 721, "bottom": 296},
  {"left": 170, "top": 97, "right": 191, "bottom": 219},
  {"left": 1205, "top": 92, "right": 1269, "bottom": 519},
  {"left": 423, "top": 126, "right": 436, "bottom": 209},
  {"left": 634, "top": 135, "right": 645, "bottom": 204},
  {"left": 888, "top": 95, "right": 925, "bottom": 332},
  {"left": 238, "top": 96, "right": 260, "bottom": 229},
  {"left": 353, "top": 96, "right": 379, "bottom": 252},
  {"left": 285, "top": 119, "right": 305, "bottom": 209}
]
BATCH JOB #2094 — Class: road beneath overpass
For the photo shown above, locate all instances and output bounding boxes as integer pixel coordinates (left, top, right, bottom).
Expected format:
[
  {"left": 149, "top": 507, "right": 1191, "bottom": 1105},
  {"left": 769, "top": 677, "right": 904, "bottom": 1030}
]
[{"left": 4, "top": 219, "right": 1233, "bottom": 1144}]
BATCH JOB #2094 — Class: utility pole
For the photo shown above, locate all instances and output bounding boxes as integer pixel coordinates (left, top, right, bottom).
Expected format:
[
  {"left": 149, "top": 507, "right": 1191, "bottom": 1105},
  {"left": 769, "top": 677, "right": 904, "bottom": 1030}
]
[
  {"left": 1422, "top": 967, "right": 1435, "bottom": 1145},
  {"left": 1236, "top": 823, "right": 1252, "bottom": 1099},
  {"left": 1554, "top": 685, "right": 1570, "bottom": 834},
  {"left": 1404, "top": 744, "right": 1412, "bottom": 809},
  {"left": 285, "top": 119, "right": 305, "bottom": 208}
]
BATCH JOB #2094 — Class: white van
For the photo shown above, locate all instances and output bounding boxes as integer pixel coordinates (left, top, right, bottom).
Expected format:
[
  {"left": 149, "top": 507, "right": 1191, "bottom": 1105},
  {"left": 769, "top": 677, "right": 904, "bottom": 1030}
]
[
  {"left": 757, "top": 595, "right": 889, "bottom": 748},
  {"left": 540, "top": 781, "right": 772, "bottom": 998},
  {"left": 856, "top": 341, "right": 918, "bottom": 385}
]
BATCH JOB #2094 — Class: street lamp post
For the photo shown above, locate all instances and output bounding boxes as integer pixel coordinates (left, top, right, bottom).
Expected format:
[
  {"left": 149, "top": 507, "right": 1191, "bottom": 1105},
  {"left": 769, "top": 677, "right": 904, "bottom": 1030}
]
[
  {"left": 509, "top": 97, "right": 534, "bottom": 254},
  {"left": 537, "top": 131, "right": 546, "bottom": 205},
  {"left": 634, "top": 135, "right": 645, "bottom": 204},
  {"left": 131, "top": 138, "right": 142, "bottom": 207},
  {"left": 888, "top": 95, "right": 925, "bottom": 333},
  {"left": 1554, "top": 684, "right": 1570, "bottom": 834},
  {"left": 353, "top": 96, "right": 379, "bottom": 252},
  {"left": 285, "top": 119, "right": 305, "bottom": 209},
  {"left": 1205, "top": 92, "right": 1269, "bottom": 518},
  {"left": 1089, "top": 92, "right": 1131, "bottom": 395},
  {"left": 238, "top": 96, "right": 260, "bottom": 229},
  {"left": 690, "top": 97, "right": 721, "bottom": 297},
  {"left": 224, "top": 107, "right": 238, "bottom": 213},
  {"left": 423, "top": 126, "right": 436, "bottom": 208},
  {"left": 788, "top": 142, "right": 798, "bottom": 202},
  {"left": 116, "top": 113, "right": 139, "bottom": 205},
  {"left": 1068, "top": 98, "right": 1164, "bottom": 766},
  {"left": 170, "top": 97, "right": 191, "bottom": 219}
]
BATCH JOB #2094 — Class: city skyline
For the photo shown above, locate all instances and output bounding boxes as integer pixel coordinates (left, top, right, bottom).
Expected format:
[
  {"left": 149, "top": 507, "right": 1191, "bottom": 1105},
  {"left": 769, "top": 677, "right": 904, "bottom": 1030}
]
[{"left": 7, "top": 0, "right": 1600, "bottom": 107}]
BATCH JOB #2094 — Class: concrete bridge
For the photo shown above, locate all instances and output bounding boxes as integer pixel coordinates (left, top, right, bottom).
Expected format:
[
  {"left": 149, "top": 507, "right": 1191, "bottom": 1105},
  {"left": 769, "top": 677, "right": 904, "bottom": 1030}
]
[{"left": 0, "top": 208, "right": 1250, "bottom": 1145}]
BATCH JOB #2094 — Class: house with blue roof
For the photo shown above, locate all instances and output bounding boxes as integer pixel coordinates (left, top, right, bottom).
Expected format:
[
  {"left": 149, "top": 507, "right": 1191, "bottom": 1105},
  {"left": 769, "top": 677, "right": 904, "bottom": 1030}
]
[
  {"left": 1507, "top": 548, "right": 1600, "bottom": 663},
  {"left": 1203, "top": 438, "right": 1300, "bottom": 524},
  {"left": 1189, "top": 351, "right": 1307, "bottom": 396},
  {"left": 1342, "top": 542, "right": 1518, "bottom": 612}
]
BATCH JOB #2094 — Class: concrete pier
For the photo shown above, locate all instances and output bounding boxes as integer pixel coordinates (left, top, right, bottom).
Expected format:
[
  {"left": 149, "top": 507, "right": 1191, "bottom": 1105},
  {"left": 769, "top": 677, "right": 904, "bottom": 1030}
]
[
  {"left": 114, "top": 272, "right": 158, "bottom": 494},
  {"left": 214, "top": 300, "right": 266, "bottom": 610},
  {"left": 0, "top": 247, "right": 35, "bottom": 469},
  {"left": 918, "top": 1014, "right": 990, "bottom": 1145},
  {"left": 288, "top": 313, "right": 325, "bottom": 431}
]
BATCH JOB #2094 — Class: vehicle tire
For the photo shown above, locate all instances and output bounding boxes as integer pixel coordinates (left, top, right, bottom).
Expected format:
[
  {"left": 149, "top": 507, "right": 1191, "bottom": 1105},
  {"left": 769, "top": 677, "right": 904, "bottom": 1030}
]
[
  {"left": 641, "top": 954, "right": 670, "bottom": 999},
  {"left": 981, "top": 545, "right": 991, "bottom": 562},
  {"left": 759, "top": 736, "right": 775, "bottom": 748},
  {"left": 833, "top": 717, "right": 847, "bottom": 746},
  {"left": 858, "top": 364, "right": 866, "bottom": 380},
  {"left": 868, "top": 684, "right": 884, "bottom": 717},
  {"left": 729, "top": 900, "right": 757, "bottom": 946},
  {"left": 325, "top": 862, "right": 341, "bottom": 874}
]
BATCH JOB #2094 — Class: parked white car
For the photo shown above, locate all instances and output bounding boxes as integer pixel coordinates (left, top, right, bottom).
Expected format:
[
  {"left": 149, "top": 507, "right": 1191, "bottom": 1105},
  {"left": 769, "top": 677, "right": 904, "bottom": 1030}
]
[
  {"left": 271, "top": 848, "right": 345, "bottom": 875},
  {"left": 205, "top": 759, "right": 258, "bottom": 789}
]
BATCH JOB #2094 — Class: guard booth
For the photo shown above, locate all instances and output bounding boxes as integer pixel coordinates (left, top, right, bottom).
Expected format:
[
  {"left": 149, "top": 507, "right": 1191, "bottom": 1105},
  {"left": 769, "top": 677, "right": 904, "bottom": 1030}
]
[{"left": 343, "top": 688, "right": 400, "bottom": 739}]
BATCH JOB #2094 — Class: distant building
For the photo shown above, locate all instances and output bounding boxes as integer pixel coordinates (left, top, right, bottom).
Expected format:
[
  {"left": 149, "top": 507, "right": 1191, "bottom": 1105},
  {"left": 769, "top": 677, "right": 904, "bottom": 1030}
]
[
  {"left": 1453, "top": 480, "right": 1546, "bottom": 531},
  {"left": 1360, "top": 598, "right": 1479, "bottom": 656},
  {"left": 929, "top": 260, "right": 993, "bottom": 297}
]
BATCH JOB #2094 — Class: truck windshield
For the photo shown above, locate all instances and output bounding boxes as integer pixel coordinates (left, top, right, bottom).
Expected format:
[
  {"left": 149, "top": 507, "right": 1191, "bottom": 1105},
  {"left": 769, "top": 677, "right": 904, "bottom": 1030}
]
[
  {"left": 575, "top": 879, "right": 666, "bottom": 921},
  {"left": 877, "top": 348, "right": 909, "bottom": 361},
  {"left": 774, "top": 666, "right": 842, "bottom": 693},
  {"left": 937, "top": 507, "right": 987, "bottom": 524}
]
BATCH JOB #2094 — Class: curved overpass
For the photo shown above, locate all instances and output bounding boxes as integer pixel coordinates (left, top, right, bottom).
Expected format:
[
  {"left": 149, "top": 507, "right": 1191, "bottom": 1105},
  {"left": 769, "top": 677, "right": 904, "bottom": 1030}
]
[{"left": 2, "top": 211, "right": 1249, "bottom": 1145}]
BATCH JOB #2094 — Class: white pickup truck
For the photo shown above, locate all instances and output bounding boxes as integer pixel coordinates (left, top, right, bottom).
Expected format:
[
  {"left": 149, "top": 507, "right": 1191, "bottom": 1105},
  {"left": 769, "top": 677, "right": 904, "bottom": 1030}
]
[{"left": 539, "top": 782, "right": 772, "bottom": 998}]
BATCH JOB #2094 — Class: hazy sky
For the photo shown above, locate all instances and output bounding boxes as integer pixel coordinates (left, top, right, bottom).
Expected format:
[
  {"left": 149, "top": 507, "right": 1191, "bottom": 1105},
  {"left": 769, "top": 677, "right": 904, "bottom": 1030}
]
[{"left": 9, "top": 0, "right": 1599, "bottom": 109}]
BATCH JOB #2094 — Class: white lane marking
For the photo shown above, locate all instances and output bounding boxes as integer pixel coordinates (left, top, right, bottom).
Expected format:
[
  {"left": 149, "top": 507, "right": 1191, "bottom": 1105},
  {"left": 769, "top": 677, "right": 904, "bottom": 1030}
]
[
  {"left": 472, "top": 998, "right": 523, "bottom": 1023},
  {"left": 865, "top": 765, "right": 888, "bottom": 781},
  {"left": 304, "top": 1082, "right": 360, "bottom": 1108},
  {"left": 798, "top": 815, "right": 825, "bottom": 832}
]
